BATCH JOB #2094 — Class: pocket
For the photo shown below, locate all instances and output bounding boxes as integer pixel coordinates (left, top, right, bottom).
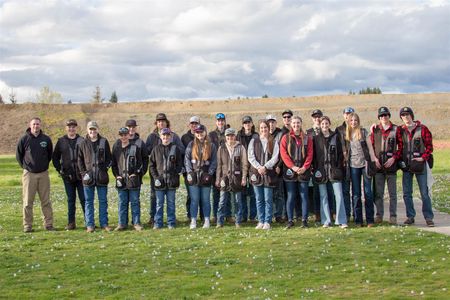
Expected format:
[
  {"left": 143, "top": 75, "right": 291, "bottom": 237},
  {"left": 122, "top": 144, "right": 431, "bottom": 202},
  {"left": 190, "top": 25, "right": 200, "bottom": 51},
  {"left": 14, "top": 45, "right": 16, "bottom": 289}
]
[
  {"left": 230, "top": 175, "right": 243, "bottom": 192},
  {"left": 313, "top": 167, "right": 327, "bottom": 184},
  {"left": 220, "top": 176, "right": 230, "bottom": 191},
  {"left": 298, "top": 168, "right": 311, "bottom": 182},
  {"left": 282, "top": 165, "right": 296, "bottom": 181},
  {"left": 97, "top": 169, "right": 109, "bottom": 185},
  {"left": 330, "top": 168, "right": 344, "bottom": 181},
  {"left": 82, "top": 170, "right": 95, "bottom": 186},
  {"left": 167, "top": 174, "right": 180, "bottom": 189},
  {"left": 126, "top": 175, "right": 140, "bottom": 189},
  {"left": 199, "top": 171, "right": 212, "bottom": 186},
  {"left": 265, "top": 169, "right": 278, "bottom": 187},
  {"left": 154, "top": 176, "right": 166, "bottom": 190},
  {"left": 409, "top": 160, "right": 425, "bottom": 174},
  {"left": 186, "top": 172, "right": 197, "bottom": 186},
  {"left": 249, "top": 170, "right": 262, "bottom": 186}
]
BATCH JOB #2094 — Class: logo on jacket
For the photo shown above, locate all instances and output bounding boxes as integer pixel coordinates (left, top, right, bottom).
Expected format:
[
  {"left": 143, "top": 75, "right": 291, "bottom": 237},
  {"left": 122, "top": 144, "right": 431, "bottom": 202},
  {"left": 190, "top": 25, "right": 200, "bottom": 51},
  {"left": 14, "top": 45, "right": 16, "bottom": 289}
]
[
  {"left": 40, "top": 141, "right": 47, "bottom": 148},
  {"left": 314, "top": 170, "right": 322, "bottom": 178}
]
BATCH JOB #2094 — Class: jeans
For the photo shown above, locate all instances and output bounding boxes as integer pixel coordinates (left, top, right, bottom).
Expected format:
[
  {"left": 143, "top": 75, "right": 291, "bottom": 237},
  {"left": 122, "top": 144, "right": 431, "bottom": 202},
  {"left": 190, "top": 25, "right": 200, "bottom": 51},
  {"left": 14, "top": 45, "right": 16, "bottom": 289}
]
[
  {"left": 319, "top": 181, "right": 347, "bottom": 225},
  {"left": 342, "top": 178, "right": 352, "bottom": 218},
  {"left": 350, "top": 167, "right": 375, "bottom": 224},
  {"left": 117, "top": 188, "right": 141, "bottom": 226},
  {"left": 217, "top": 191, "right": 242, "bottom": 225},
  {"left": 285, "top": 181, "right": 309, "bottom": 222},
  {"left": 273, "top": 179, "right": 285, "bottom": 218},
  {"left": 312, "top": 181, "right": 335, "bottom": 216},
  {"left": 402, "top": 170, "right": 434, "bottom": 220},
  {"left": 212, "top": 185, "right": 231, "bottom": 218},
  {"left": 84, "top": 185, "right": 108, "bottom": 228},
  {"left": 155, "top": 189, "right": 176, "bottom": 228},
  {"left": 188, "top": 185, "right": 211, "bottom": 220},
  {"left": 374, "top": 172, "right": 397, "bottom": 218},
  {"left": 241, "top": 184, "right": 257, "bottom": 221},
  {"left": 63, "top": 179, "right": 86, "bottom": 224},
  {"left": 149, "top": 176, "right": 157, "bottom": 219},
  {"left": 253, "top": 185, "right": 274, "bottom": 224}
]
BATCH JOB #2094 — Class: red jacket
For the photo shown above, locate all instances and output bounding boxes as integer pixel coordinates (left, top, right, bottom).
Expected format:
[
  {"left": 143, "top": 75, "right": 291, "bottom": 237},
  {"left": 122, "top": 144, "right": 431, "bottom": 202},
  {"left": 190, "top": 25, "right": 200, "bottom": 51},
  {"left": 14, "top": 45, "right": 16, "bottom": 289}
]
[{"left": 280, "top": 130, "right": 313, "bottom": 169}]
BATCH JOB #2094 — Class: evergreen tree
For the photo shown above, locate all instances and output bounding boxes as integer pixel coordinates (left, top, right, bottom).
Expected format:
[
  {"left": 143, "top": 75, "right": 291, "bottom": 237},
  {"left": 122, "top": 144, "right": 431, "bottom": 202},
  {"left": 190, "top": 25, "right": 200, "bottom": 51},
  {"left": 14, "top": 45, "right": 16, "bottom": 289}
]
[{"left": 109, "top": 91, "right": 118, "bottom": 103}]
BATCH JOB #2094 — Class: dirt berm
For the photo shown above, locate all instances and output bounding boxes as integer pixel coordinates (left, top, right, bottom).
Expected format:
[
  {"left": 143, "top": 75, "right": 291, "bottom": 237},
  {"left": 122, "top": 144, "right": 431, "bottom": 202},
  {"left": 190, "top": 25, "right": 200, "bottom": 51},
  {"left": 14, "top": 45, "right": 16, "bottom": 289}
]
[{"left": 1, "top": 93, "right": 449, "bottom": 154}]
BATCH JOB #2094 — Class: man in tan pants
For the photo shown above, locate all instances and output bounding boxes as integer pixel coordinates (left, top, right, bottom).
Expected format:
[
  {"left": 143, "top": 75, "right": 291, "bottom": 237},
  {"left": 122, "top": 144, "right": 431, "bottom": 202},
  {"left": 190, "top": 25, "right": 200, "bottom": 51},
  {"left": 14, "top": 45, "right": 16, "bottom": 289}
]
[{"left": 16, "top": 117, "right": 54, "bottom": 232}]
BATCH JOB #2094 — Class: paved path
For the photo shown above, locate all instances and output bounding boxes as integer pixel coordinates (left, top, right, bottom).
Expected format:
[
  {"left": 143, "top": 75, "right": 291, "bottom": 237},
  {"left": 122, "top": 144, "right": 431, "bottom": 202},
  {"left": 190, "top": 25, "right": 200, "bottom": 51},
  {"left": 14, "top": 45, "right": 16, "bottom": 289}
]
[{"left": 386, "top": 199, "right": 450, "bottom": 236}]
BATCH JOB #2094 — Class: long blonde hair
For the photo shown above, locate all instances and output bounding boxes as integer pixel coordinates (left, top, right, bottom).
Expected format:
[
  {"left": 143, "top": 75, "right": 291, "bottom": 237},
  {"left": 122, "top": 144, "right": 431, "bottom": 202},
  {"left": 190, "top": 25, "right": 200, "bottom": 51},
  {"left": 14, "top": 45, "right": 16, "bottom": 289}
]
[
  {"left": 345, "top": 112, "right": 362, "bottom": 141},
  {"left": 192, "top": 133, "right": 212, "bottom": 161}
]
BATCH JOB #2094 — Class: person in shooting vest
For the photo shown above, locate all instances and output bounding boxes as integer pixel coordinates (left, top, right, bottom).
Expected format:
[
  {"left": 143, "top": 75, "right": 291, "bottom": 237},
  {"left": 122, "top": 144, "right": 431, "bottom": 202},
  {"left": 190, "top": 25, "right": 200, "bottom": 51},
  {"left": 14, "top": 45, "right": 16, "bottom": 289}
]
[
  {"left": 52, "top": 119, "right": 85, "bottom": 230},
  {"left": 313, "top": 116, "right": 348, "bottom": 228},
  {"left": 346, "top": 113, "right": 377, "bottom": 227},
  {"left": 208, "top": 113, "right": 232, "bottom": 223},
  {"left": 16, "top": 117, "right": 54, "bottom": 232},
  {"left": 215, "top": 128, "right": 249, "bottom": 228},
  {"left": 149, "top": 127, "right": 183, "bottom": 229},
  {"left": 248, "top": 120, "right": 280, "bottom": 230},
  {"left": 145, "top": 113, "right": 185, "bottom": 226},
  {"left": 237, "top": 115, "right": 258, "bottom": 223},
  {"left": 78, "top": 121, "right": 112, "bottom": 233},
  {"left": 112, "top": 127, "right": 144, "bottom": 231},
  {"left": 280, "top": 116, "right": 313, "bottom": 229},
  {"left": 185, "top": 124, "right": 217, "bottom": 229},
  {"left": 370, "top": 107, "right": 403, "bottom": 225},
  {"left": 335, "top": 107, "right": 354, "bottom": 220},
  {"left": 398, "top": 107, "right": 435, "bottom": 227},
  {"left": 266, "top": 114, "right": 284, "bottom": 224},
  {"left": 124, "top": 119, "right": 148, "bottom": 181}
]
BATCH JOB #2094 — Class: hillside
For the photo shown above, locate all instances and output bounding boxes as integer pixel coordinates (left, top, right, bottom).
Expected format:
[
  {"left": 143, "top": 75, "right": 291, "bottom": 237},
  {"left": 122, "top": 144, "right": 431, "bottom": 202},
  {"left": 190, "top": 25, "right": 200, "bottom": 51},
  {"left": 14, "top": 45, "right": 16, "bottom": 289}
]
[{"left": 1, "top": 93, "right": 449, "bottom": 154}]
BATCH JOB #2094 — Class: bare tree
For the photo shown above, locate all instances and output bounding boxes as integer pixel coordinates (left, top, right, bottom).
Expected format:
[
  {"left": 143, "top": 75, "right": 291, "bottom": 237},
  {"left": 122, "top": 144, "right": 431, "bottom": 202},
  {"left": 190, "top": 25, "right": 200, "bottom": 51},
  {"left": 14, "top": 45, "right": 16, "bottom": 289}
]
[
  {"left": 36, "top": 86, "right": 63, "bottom": 103},
  {"left": 91, "top": 86, "right": 102, "bottom": 103}
]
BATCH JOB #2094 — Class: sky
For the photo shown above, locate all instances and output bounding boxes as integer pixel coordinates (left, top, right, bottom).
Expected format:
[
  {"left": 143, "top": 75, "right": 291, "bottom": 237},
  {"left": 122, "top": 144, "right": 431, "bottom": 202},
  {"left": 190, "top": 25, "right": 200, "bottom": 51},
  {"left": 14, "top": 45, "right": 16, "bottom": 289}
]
[{"left": 0, "top": 0, "right": 449, "bottom": 103}]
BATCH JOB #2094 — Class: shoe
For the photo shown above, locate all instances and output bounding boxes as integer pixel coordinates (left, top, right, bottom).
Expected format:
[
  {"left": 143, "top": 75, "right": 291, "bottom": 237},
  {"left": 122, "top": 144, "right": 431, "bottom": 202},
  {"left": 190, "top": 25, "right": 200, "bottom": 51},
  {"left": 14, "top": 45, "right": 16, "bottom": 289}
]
[
  {"left": 367, "top": 223, "right": 375, "bottom": 228},
  {"left": 66, "top": 222, "right": 76, "bottom": 230},
  {"left": 314, "top": 214, "right": 321, "bottom": 223},
  {"left": 153, "top": 226, "right": 161, "bottom": 230},
  {"left": 114, "top": 225, "right": 127, "bottom": 231},
  {"left": 23, "top": 227, "right": 33, "bottom": 233},
  {"left": 425, "top": 219, "right": 435, "bottom": 227},
  {"left": 134, "top": 224, "right": 143, "bottom": 231},
  {"left": 403, "top": 217, "right": 415, "bottom": 225},
  {"left": 45, "top": 226, "right": 56, "bottom": 231},
  {"left": 322, "top": 223, "right": 330, "bottom": 228},
  {"left": 226, "top": 217, "right": 235, "bottom": 223},
  {"left": 301, "top": 220, "right": 309, "bottom": 228},
  {"left": 102, "top": 226, "right": 113, "bottom": 232},
  {"left": 255, "top": 222, "right": 264, "bottom": 229},
  {"left": 168, "top": 225, "right": 175, "bottom": 230},
  {"left": 190, "top": 218, "right": 197, "bottom": 229},
  {"left": 355, "top": 223, "right": 363, "bottom": 227},
  {"left": 375, "top": 216, "right": 383, "bottom": 224},
  {"left": 147, "top": 218, "right": 154, "bottom": 226},
  {"left": 275, "top": 216, "right": 283, "bottom": 224},
  {"left": 241, "top": 218, "right": 248, "bottom": 223},
  {"left": 286, "top": 221, "right": 294, "bottom": 229},
  {"left": 340, "top": 224, "right": 348, "bottom": 229},
  {"left": 262, "top": 223, "right": 271, "bottom": 230},
  {"left": 211, "top": 217, "right": 217, "bottom": 224},
  {"left": 249, "top": 218, "right": 257, "bottom": 223},
  {"left": 203, "top": 218, "right": 210, "bottom": 229},
  {"left": 216, "top": 224, "right": 223, "bottom": 228},
  {"left": 235, "top": 224, "right": 241, "bottom": 228},
  {"left": 389, "top": 216, "right": 397, "bottom": 225},
  {"left": 86, "top": 226, "right": 95, "bottom": 233}
]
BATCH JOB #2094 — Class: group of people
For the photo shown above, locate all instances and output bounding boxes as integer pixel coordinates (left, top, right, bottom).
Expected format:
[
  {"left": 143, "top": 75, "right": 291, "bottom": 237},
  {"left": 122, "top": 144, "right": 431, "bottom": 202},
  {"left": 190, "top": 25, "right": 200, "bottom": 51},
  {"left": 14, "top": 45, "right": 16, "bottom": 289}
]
[{"left": 16, "top": 105, "right": 435, "bottom": 233}]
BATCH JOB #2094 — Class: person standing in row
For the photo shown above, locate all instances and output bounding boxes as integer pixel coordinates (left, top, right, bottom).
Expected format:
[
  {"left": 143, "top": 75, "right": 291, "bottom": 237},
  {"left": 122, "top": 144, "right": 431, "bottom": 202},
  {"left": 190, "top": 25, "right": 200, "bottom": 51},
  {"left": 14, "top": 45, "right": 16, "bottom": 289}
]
[
  {"left": 52, "top": 119, "right": 85, "bottom": 230},
  {"left": 313, "top": 116, "right": 348, "bottom": 228},
  {"left": 124, "top": 119, "right": 148, "bottom": 183},
  {"left": 149, "top": 128, "right": 183, "bottom": 229},
  {"left": 185, "top": 124, "right": 217, "bottom": 229},
  {"left": 399, "top": 107, "right": 435, "bottom": 227},
  {"left": 215, "top": 128, "right": 248, "bottom": 228},
  {"left": 280, "top": 116, "right": 313, "bottom": 228},
  {"left": 371, "top": 107, "right": 403, "bottom": 225},
  {"left": 16, "top": 117, "right": 54, "bottom": 232},
  {"left": 78, "top": 121, "right": 112, "bottom": 232},
  {"left": 248, "top": 120, "right": 280, "bottom": 230},
  {"left": 112, "top": 127, "right": 144, "bottom": 231}
]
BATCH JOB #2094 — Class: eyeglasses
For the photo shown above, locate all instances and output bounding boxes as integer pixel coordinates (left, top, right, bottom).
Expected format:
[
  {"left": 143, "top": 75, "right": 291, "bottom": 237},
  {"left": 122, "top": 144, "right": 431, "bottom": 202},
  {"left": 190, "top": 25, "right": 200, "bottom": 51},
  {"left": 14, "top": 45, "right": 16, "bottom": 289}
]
[
  {"left": 379, "top": 114, "right": 389, "bottom": 118},
  {"left": 282, "top": 115, "right": 292, "bottom": 119}
]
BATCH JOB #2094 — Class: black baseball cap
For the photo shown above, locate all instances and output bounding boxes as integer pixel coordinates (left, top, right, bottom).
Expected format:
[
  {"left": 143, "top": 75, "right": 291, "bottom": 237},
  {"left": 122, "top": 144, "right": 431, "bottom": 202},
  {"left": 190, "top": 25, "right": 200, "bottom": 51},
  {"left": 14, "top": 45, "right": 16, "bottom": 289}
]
[
  {"left": 378, "top": 107, "right": 391, "bottom": 118},
  {"left": 242, "top": 116, "right": 253, "bottom": 123},
  {"left": 156, "top": 113, "right": 167, "bottom": 121},
  {"left": 311, "top": 109, "right": 323, "bottom": 117},
  {"left": 125, "top": 119, "right": 138, "bottom": 127},
  {"left": 66, "top": 119, "right": 78, "bottom": 126},
  {"left": 399, "top": 107, "right": 414, "bottom": 119},
  {"left": 282, "top": 109, "right": 293, "bottom": 116}
]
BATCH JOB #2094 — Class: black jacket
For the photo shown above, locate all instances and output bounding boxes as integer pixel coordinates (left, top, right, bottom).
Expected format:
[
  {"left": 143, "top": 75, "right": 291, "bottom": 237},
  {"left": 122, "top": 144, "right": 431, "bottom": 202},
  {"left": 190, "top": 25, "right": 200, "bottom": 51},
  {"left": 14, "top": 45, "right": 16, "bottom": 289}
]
[
  {"left": 52, "top": 134, "right": 84, "bottom": 181},
  {"left": 312, "top": 130, "right": 345, "bottom": 183},
  {"left": 149, "top": 142, "right": 183, "bottom": 190},
  {"left": 113, "top": 133, "right": 148, "bottom": 178},
  {"left": 181, "top": 130, "right": 195, "bottom": 148},
  {"left": 111, "top": 141, "right": 144, "bottom": 189},
  {"left": 237, "top": 128, "right": 258, "bottom": 151},
  {"left": 208, "top": 128, "right": 226, "bottom": 148},
  {"left": 145, "top": 130, "right": 185, "bottom": 157},
  {"left": 16, "top": 129, "right": 53, "bottom": 173},
  {"left": 77, "top": 135, "right": 112, "bottom": 186}
]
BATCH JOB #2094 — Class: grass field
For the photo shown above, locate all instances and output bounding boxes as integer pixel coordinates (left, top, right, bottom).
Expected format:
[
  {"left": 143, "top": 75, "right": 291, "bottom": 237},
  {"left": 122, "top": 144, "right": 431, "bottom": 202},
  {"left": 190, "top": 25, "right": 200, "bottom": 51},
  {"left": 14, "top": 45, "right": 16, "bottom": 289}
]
[{"left": 1, "top": 151, "right": 449, "bottom": 299}]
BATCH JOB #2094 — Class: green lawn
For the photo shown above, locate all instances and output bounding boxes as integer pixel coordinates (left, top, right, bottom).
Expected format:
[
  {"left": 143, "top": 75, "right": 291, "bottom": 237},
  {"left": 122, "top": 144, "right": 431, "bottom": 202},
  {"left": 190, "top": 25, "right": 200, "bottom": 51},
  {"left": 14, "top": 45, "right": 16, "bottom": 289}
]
[{"left": 1, "top": 151, "right": 449, "bottom": 299}]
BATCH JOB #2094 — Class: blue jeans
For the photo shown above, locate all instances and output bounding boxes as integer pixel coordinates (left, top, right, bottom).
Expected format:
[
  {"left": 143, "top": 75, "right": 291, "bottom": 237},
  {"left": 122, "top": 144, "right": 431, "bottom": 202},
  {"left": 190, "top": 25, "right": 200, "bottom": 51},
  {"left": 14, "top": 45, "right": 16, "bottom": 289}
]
[
  {"left": 402, "top": 170, "right": 434, "bottom": 220},
  {"left": 117, "top": 188, "right": 141, "bottom": 226},
  {"left": 217, "top": 191, "right": 242, "bottom": 225},
  {"left": 285, "top": 181, "right": 309, "bottom": 222},
  {"left": 84, "top": 185, "right": 108, "bottom": 228},
  {"left": 319, "top": 181, "right": 347, "bottom": 225},
  {"left": 342, "top": 178, "right": 352, "bottom": 218},
  {"left": 273, "top": 179, "right": 285, "bottom": 218},
  {"left": 63, "top": 179, "right": 86, "bottom": 224},
  {"left": 253, "top": 185, "right": 274, "bottom": 224},
  {"left": 155, "top": 189, "right": 176, "bottom": 228},
  {"left": 350, "top": 167, "right": 375, "bottom": 224},
  {"left": 313, "top": 181, "right": 335, "bottom": 216},
  {"left": 212, "top": 185, "right": 231, "bottom": 218},
  {"left": 241, "top": 184, "right": 257, "bottom": 221},
  {"left": 188, "top": 185, "right": 211, "bottom": 220},
  {"left": 149, "top": 176, "right": 157, "bottom": 219}
]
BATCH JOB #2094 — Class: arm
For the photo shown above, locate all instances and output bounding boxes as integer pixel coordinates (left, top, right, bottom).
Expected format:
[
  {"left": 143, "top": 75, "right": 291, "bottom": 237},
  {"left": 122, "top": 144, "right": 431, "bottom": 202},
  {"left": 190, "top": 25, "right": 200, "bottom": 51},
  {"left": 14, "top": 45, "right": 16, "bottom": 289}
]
[
  {"left": 104, "top": 139, "right": 112, "bottom": 169},
  {"left": 366, "top": 132, "right": 377, "bottom": 162},
  {"left": 208, "top": 144, "right": 217, "bottom": 175},
  {"left": 16, "top": 136, "right": 25, "bottom": 169},
  {"left": 148, "top": 149, "right": 159, "bottom": 178},
  {"left": 46, "top": 137, "right": 53, "bottom": 168},
  {"left": 77, "top": 142, "right": 87, "bottom": 175},
  {"left": 247, "top": 139, "right": 262, "bottom": 169},
  {"left": 184, "top": 142, "right": 194, "bottom": 174},
  {"left": 394, "top": 127, "right": 403, "bottom": 160},
  {"left": 279, "top": 134, "right": 295, "bottom": 169},
  {"left": 215, "top": 147, "right": 222, "bottom": 186},
  {"left": 265, "top": 141, "right": 279, "bottom": 169},
  {"left": 241, "top": 145, "right": 249, "bottom": 179},
  {"left": 302, "top": 135, "right": 314, "bottom": 170},
  {"left": 175, "top": 148, "right": 183, "bottom": 174},
  {"left": 140, "top": 140, "right": 149, "bottom": 177},
  {"left": 111, "top": 144, "right": 119, "bottom": 177},
  {"left": 420, "top": 125, "right": 433, "bottom": 161},
  {"left": 173, "top": 133, "right": 186, "bottom": 156},
  {"left": 52, "top": 139, "right": 62, "bottom": 172}
]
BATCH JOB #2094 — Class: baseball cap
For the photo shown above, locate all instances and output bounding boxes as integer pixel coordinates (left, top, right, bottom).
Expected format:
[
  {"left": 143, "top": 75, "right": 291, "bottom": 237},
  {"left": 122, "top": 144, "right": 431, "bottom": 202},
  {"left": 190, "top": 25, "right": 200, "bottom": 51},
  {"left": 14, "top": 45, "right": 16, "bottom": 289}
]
[
  {"left": 190, "top": 116, "right": 200, "bottom": 124},
  {"left": 311, "top": 109, "right": 323, "bottom": 117},
  {"left": 242, "top": 116, "right": 253, "bottom": 123},
  {"left": 266, "top": 114, "right": 277, "bottom": 121},
  {"left": 125, "top": 119, "right": 137, "bottom": 127},
  {"left": 282, "top": 109, "right": 293, "bottom": 116},
  {"left": 399, "top": 107, "right": 414, "bottom": 119},
  {"left": 377, "top": 107, "right": 391, "bottom": 118},
  {"left": 160, "top": 128, "right": 172, "bottom": 135},
  {"left": 343, "top": 107, "right": 355, "bottom": 114},
  {"left": 215, "top": 113, "right": 226, "bottom": 120},
  {"left": 66, "top": 119, "right": 78, "bottom": 126},
  {"left": 225, "top": 128, "right": 236, "bottom": 136},
  {"left": 194, "top": 124, "right": 206, "bottom": 133},
  {"left": 87, "top": 121, "right": 99, "bottom": 130},
  {"left": 156, "top": 113, "right": 167, "bottom": 121},
  {"left": 118, "top": 127, "right": 129, "bottom": 135}
]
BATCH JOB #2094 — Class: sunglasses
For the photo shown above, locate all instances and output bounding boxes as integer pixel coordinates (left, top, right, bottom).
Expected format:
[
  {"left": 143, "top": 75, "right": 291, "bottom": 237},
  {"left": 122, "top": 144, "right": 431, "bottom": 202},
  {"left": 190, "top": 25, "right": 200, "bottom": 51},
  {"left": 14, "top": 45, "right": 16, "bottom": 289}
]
[
  {"left": 379, "top": 114, "right": 389, "bottom": 118},
  {"left": 401, "top": 113, "right": 410, "bottom": 117},
  {"left": 282, "top": 115, "right": 292, "bottom": 119}
]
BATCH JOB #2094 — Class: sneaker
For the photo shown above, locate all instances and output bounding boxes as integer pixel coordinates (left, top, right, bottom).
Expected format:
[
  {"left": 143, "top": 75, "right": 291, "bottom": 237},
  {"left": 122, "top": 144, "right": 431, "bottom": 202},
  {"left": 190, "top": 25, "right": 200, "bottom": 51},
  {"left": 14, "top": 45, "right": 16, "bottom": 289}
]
[
  {"left": 301, "top": 220, "right": 309, "bottom": 228},
  {"left": 322, "top": 223, "right": 330, "bottom": 228},
  {"left": 403, "top": 217, "right": 415, "bottom": 225},
  {"left": 168, "top": 225, "right": 175, "bottom": 230},
  {"left": 23, "top": 227, "right": 33, "bottom": 233},
  {"left": 102, "top": 226, "right": 113, "bottom": 232},
  {"left": 235, "top": 224, "right": 241, "bottom": 229},
  {"left": 203, "top": 218, "right": 210, "bottom": 229},
  {"left": 134, "top": 224, "right": 143, "bottom": 231},
  {"left": 153, "top": 226, "right": 161, "bottom": 230},
  {"left": 45, "top": 226, "right": 56, "bottom": 231},
  {"left": 190, "top": 218, "right": 197, "bottom": 229},
  {"left": 367, "top": 223, "right": 375, "bottom": 228},
  {"left": 262, "top": 223, "right": 271, "bottom": 230},
  {"left": 389, "top": 216, "right": 397, "bottom": 225},
  {"left": 286, "top": 221, "right": 294, "bottom": 229},
  {"left": 147, "top": 218, "right": 154, "bottom": 226},
  {"left": 86, "top": 226, "right": 95, "bottom": 233},
  {"left": 211, "top": 217, "right": 217, "bottom": 224},
  {"left": 255, "top": 222, "right": 264, "bottom": 229},
  {"left": 425, "top": 219, "right": 435, "bottom": 227},
  {"left": 114, "top": 225, "right": 127, "bottom": 231},
  {"left": 216, "top": 223, "right": 223, "bottom": 228},
  {"left": 375, "top": 216, "right": 383, "bottom": 224},
  {"left": 340, "top": 224, "right": 348, "bottom": 229},
  {"left": 66, "top": 222, "right": 76, "bottom": 230}
]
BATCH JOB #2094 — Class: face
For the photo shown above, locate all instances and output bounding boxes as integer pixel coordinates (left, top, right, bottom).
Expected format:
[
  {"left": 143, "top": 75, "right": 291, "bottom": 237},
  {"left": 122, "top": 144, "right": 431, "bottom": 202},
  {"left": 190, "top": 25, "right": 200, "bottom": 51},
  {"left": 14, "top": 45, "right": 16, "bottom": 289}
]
[
  {"left": 216, "top": 118, "right": 226, "bottom": 129},
  {"left": 119, "top": 133, "right": 130, "bottom": 143},
  {"left": 349, "top": 116, "right": 359, "bottom": 128},
  {"left": 189, "top": 122, "right": 199, "bottom": 132},
  {"left": 156, "top": 120, "right": 167, "bottom": 129},
  {"left": 312, "top": 115, "right": 321, "bottom": 126},
  {"left": 243, "top": 121, "right": 253, "bottom": 131},
  {"left": 401, "top": 113, "right": 413, "bottom": 123},
  {"left": 291, "top": 118, "right": 302, "bottom": 132},
  {"left": 161, "top": 133, "right": 171, "bottom": 145},
  {"left": 225, "top": 134, "right": 236, "bottom": 144},
  {"left": 343, "top": 112, "right": 352, "bottom": 122},
  {"left": 88, "top": 128, "right": 98, "bottom": 140},
  {"left": 259, "top": 122, "right": 269, "bottom": 136},
  {"left": 282, "top": 114, "right": 292, "bottom": 126},
  {"left": 379, "top": 113, "right": 390, "bottom": 123},
  {"left": 194, "top": 131, "right": 206, "bottom": 140},
  {"left": 268, "top": 120, "right": 277, "bottom": 132},
  {"left": 127, "top": 126, "right": 137, "bottom": 136},
  {"left": 66, "top": 125, "right": 77, "bottom": 136},
  {"left": 29, "top": 119, "right": 41, "bottom": 134},
  {"left": 320, "top": 119, "right": 330, "bottom": 132}
]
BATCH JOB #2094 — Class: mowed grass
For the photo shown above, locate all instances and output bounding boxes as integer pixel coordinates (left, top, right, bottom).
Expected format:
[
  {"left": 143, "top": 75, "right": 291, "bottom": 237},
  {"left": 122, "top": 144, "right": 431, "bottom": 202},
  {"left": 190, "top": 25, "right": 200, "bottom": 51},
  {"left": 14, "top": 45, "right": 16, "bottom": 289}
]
[{"left": 1, "top": 152, "right": 449, "bottom": 299}]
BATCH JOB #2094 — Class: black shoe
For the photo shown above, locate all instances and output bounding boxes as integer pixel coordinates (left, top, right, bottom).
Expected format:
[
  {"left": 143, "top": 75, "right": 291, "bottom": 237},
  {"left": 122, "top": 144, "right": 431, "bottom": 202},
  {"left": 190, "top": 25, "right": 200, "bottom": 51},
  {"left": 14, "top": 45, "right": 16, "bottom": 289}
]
[
  {"left": 275, "top": 217, "right": 283, "bottom": 224},
  {"left": 286, "top": 221, "right": 294, "bottom": 229},
  {"left": 425, "top": 219, "right": 435, "bottom": 227},
  {"left": 301, "top": 220, "right": 308, "bottom": 228},
  {"left": 403, "top": 217, "right": 415, "bottom": 225}
]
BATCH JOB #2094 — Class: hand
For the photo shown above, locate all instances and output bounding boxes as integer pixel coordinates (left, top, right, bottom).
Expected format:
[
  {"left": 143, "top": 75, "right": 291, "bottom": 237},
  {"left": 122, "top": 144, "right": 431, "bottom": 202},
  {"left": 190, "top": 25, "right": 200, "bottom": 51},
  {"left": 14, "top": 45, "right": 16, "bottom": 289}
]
[
  {"left": 275, "top": 167, "right": 281, "bottom": 174},
  {"left": 375, "top": 158, "right": 382, "bottom": 169},
  {"left": 370, "top": 123, "right": 377, "bottom": 132},
  {"left": 412, "top": 157, "right": 424, "bottom": 162},
  {"left": 291, "top": 166, "right": 300, "bottom": 173},
  {"left": 384, "top": 157, "right": 395, "bottom": 168},
  {"left": 258, "top": 166, "right": 266, "bottom": 175},
  {"left": 117, "top": 176, "right": 123, "bottom": 179},
  {"left": 215, "top": 181, "right": 220, "bottom": 188},
  {"left": 241, "top": 178, "right": 247, "bottom": 186},
  {"left": 297, "top": 167, "right": 306, "bottom": 174}
]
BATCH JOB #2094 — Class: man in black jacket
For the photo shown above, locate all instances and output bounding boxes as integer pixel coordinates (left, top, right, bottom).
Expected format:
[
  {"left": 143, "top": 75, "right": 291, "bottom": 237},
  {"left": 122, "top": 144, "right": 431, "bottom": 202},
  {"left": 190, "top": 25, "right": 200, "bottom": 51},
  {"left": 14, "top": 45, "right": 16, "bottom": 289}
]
[
  {"left": 16, "top": 117, "right": 54, "bottom": 232},
  {"left": 52, "top": 119, "right": 85, "bottom": 230}
]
